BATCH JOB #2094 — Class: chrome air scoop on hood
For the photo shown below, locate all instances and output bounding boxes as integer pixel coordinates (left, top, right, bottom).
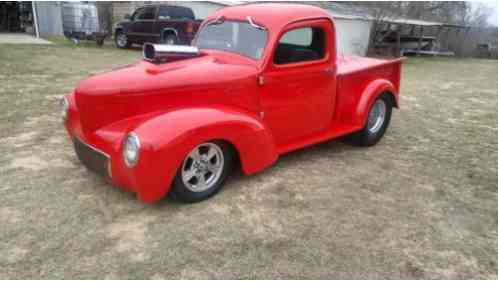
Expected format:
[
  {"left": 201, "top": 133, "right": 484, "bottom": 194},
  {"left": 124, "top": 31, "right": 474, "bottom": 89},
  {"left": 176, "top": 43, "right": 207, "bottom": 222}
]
[{"left": 143, "top": 43, "right": 202, "bottom": 64}]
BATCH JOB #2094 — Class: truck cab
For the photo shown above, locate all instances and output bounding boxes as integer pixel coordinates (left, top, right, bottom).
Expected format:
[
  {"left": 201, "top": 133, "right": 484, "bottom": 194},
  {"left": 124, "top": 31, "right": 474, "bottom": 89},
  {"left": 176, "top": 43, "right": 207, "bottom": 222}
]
[
  {"left": 65, "top": 4, "right": 403, "bottom": 203},
  {"left": 192, "top": 4, "right": 402, "bottom": 152}
]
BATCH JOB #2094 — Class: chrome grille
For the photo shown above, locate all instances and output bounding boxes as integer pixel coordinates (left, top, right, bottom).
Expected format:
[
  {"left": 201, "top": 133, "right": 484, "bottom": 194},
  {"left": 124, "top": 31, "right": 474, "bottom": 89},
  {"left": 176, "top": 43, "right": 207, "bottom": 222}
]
[{"left": 73, "top": 138, "right": 109, "bottom": 178}]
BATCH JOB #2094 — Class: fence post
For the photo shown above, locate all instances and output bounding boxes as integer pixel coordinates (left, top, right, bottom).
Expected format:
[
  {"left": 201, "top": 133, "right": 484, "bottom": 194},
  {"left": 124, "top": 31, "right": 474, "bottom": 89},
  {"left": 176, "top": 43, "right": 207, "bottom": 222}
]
[{"left": 417, "top": 26, "right": 424, "bottom": 56}]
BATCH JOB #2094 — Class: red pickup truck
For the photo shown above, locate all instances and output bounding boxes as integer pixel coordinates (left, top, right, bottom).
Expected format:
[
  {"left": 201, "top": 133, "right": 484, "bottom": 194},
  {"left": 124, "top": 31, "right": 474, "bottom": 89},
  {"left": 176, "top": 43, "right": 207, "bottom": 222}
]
[{"left": 63, "top": 4, "right": 403, "bottom": 203}]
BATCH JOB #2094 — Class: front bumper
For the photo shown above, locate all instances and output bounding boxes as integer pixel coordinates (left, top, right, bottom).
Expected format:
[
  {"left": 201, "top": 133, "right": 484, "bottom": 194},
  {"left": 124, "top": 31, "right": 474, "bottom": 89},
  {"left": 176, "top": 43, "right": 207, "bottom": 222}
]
[
  {"left": 63, "top": 95, "right": 176, "bottom": 203},
  {"left": 73, "top": 137, "right": 110, "bottom": 179}
]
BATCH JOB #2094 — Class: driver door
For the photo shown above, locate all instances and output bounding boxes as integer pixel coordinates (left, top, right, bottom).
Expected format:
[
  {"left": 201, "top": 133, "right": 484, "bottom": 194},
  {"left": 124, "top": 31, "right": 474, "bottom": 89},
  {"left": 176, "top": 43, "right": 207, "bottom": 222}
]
[
  {"left": 259, "top": 20, "right": 337, "bottom": 146},
  {"left": 127, "top": 6, "right": 157, "bottom": 44}
]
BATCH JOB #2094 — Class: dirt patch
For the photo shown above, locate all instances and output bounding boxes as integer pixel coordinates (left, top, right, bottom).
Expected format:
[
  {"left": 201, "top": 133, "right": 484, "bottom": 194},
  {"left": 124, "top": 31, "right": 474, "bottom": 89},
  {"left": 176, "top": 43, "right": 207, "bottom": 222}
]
[
  {"left": 107, "top": 215, "right": 155, "bottom": 262},
  {"left": 0, "top": 207, "right": 23, "bottom": 224},
  {"left": 0, "top": 246, "right": 29, "bottom": 264},
  {"left": 9, "top": 155, "right": 49, "bottom": 171}
]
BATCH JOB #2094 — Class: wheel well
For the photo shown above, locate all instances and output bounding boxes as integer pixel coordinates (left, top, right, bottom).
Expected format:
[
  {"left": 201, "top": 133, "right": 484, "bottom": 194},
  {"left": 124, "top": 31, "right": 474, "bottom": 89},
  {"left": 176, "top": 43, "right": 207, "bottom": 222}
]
[
  {"left": 215, "top": 139, "right": 241, "bottom": 171},
  {"left": 161, "top": 29, "right": 178, "bottom": 39},
  {"left": 383, "top": 91, "right": 398, "bottom": 108}
]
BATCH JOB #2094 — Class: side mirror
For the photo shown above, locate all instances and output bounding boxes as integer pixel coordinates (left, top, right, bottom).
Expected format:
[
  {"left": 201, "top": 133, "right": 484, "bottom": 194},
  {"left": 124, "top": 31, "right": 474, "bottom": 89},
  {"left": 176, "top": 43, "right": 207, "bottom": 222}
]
[{"left": 124, "top": 14, "right": 132, "bottom": 21}]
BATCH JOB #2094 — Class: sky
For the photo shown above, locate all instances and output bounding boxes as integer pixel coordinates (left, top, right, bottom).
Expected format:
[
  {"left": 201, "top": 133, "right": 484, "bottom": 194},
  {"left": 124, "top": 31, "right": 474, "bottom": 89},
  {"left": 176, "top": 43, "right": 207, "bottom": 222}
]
[{"left": 483, "top": 2, "right": 498, "bottom": 26}]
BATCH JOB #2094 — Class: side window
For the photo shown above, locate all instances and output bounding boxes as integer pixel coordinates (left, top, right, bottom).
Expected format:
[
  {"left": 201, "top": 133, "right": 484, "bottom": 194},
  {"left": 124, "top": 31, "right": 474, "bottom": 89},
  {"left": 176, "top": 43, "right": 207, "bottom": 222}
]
[
  {"left": 158, "top": 6, "right": 194, "bottom": 20},
  {"left": 141, "top": 7, "right": 156, "bottom": 20},
  {"left": 274, "top": 27, "right": 326, "bottom": 65},
  {"left": 158, "top": 7, "right": 170, "bottom": 20},
  {"left": 280, "top": 28, "right": 313, "bottom": 46},
  {"left": 133, "top": 8, "right": 146, "bottom": 21},
  {"left": 170, "top": 7, "right": 195, "bottom": 20}
]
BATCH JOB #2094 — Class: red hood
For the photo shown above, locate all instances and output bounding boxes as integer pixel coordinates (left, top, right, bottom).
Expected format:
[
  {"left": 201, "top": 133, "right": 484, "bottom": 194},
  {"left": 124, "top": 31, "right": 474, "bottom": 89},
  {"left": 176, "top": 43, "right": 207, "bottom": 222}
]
[{"left": 75, "top": 53, "right": 260, "bottom": 136}]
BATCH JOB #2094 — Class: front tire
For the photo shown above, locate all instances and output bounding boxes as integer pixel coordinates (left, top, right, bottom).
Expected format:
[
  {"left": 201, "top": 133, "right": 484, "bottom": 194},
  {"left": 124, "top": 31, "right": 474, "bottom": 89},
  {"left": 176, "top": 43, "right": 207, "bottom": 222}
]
[
  {"left": 171, "top": 141, "right": 234, "bottom": 203},
  {"left": 348, "top": 93, "right": 393, "bottom": 147},
  {"left": 115, "top": 30, "right": 131, "bottom": 49}
]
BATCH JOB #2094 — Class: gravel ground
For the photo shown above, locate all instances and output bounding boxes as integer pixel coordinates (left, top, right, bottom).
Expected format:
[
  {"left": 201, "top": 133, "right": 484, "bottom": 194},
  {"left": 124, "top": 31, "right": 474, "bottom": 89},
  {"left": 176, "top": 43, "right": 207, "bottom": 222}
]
[{"left": 0, "top": 44, "right": 497, "bottom": 279}]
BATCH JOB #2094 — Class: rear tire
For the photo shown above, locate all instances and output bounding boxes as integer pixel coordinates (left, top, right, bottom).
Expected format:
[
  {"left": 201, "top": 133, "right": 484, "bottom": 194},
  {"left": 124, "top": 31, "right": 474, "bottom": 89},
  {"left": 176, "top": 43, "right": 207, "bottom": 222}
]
[
  {"left": 348, "top": 93, "right": 393, "bottom": 147},
  {"left": 161, "top": 33, "right": 178, "bottom": 45},
  {"left": 171, "top": 141, "right": 234, "bottom": 203}
]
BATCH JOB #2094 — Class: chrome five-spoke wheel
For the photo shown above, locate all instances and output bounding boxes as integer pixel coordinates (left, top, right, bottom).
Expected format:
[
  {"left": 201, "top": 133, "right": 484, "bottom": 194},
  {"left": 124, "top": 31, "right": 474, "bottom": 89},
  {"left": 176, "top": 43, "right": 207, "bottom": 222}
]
[
  {"left": 367, "top": 99, "right": 387, "bottom": 134},
  {"left": 181, "top": 143, "right": 225, "bottom": 193},
  {"left": 172, "top": 141, "right": 234, "bottom": 202}
]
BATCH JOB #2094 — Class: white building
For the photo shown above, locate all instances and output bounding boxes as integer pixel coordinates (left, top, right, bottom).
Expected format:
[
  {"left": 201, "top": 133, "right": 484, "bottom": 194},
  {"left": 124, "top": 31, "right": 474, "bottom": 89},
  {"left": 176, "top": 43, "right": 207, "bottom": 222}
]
[
  {"left": 328, "top": 13, "right": 372, "bottom": 56},
  {"left": 167, "top": 1, "right": 244, "bottom": 20},
  {"left": 0, "top": 2, "right": 65, "bottom": 38}
]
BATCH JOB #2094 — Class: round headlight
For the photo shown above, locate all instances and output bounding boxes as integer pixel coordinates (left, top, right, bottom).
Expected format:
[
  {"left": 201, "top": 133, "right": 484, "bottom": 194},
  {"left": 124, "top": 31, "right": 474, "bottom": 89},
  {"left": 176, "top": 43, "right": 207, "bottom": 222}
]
[
  {"left": 123, "top": 133, "right": 140, "bottom": 167},
  {"left": 61, "top": 96, "right": 69, "bottom": 121}
]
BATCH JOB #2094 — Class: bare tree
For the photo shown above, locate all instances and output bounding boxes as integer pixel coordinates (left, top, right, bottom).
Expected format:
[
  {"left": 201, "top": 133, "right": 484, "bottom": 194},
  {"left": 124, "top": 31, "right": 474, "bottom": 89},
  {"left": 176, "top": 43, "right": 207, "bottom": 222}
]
[
  {"left": 96, "top": 2, "right": 113, "bottom": 35},
  {"left": 464, "top": 3, "right": 493, "bottom": 27}
]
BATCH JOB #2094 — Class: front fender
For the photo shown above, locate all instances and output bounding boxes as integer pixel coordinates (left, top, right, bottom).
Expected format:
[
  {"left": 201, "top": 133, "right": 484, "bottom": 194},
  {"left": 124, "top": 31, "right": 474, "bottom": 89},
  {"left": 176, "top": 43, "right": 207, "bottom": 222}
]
[
  {"left": 355, "top": 79, "right": 398, "bottom": 127},
  {"left": 128, "top": 106, "right": 278, "bottom": 202}
]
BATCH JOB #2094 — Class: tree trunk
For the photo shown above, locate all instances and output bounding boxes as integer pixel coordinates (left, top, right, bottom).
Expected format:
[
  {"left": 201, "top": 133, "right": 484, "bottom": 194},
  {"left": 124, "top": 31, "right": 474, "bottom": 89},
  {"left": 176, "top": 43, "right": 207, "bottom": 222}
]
[{"left": 96, "top": 2, "right": 113, "bottom": 35}]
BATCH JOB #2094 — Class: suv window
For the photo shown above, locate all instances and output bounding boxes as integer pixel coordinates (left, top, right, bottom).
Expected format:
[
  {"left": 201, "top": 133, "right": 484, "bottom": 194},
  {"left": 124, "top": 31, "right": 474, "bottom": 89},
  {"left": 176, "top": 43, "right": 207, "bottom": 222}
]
[
  {"left": 136, "top": 6, "right": 156, "bottom": 21},
  {"left": 158, "top": 6, "right": 195, "bottom": 20},
  {"left": 274, "top": 27, "right": 326, "bottom": 65},
  {"left": 158, "top": 7, "right": 170, "bottom": 20},
  {"left": 132, "top": 8, "right": 145, "bottom": 21}
]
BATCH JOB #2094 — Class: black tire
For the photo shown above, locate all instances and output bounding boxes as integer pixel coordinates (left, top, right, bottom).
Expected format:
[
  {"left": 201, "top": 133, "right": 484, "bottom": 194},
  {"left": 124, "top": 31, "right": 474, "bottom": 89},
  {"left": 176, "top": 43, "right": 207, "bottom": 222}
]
[
  {"left": 161, "top": 33, "right": 178, "bottom": 45},
  {"left": 170, "top": 141, "right": 235, "bottom": 203},
  {"left": 348, "top": 93, "right": 393, "bottom": 147},
  {"left": 115, "top": 30, "right": 131, "bottom": 49}
]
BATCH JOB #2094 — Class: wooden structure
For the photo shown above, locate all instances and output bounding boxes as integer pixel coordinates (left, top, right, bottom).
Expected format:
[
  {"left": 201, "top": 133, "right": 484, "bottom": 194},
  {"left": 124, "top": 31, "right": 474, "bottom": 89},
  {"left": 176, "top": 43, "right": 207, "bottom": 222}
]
[{"left": 369, "top": 17, "right": 469, "bottom": 57}]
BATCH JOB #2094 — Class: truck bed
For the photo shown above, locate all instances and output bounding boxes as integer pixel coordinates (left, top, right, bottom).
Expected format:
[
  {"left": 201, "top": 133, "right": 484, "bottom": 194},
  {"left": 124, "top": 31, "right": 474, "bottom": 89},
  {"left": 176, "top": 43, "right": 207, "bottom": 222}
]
[
  {"left": 337, "top": 54, "right": 403, "bottom": 77},
  {"left": 335, "top": 54, "right": 403, "bottom": 125}
]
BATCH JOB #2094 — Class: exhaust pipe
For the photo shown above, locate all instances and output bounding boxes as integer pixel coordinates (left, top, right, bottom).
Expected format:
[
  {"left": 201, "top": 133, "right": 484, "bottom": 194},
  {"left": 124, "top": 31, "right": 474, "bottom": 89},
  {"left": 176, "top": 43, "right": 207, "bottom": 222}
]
[{"left": 143, "top": 43, "right": 200, "bottom": 62}]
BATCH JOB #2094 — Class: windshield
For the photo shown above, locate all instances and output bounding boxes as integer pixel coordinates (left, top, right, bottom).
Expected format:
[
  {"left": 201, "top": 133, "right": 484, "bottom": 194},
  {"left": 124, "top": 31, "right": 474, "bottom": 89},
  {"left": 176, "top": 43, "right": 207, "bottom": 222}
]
[{"left": 196, "top": 20, "right": 267, "bottom": 60}]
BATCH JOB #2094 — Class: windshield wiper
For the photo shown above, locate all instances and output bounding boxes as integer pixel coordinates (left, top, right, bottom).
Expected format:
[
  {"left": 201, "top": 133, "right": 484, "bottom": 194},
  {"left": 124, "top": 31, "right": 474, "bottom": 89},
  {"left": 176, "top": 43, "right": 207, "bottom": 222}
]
[{"left": 247, "top": 16, "right": 266, "bottom": 31}]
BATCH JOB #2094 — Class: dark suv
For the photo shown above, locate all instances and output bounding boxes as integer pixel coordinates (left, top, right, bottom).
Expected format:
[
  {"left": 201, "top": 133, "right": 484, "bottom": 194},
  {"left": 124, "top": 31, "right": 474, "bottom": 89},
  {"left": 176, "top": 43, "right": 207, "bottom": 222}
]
[{"left": 114, "top": 4, "right": 202, "bottom": 48}]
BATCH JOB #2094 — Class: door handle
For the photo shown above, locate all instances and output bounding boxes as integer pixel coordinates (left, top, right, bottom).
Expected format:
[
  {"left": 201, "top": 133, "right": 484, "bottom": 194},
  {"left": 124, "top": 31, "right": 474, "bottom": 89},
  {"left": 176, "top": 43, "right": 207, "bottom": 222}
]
[{"left": 324, "top": 67, "right": 334, "bottom": 75}]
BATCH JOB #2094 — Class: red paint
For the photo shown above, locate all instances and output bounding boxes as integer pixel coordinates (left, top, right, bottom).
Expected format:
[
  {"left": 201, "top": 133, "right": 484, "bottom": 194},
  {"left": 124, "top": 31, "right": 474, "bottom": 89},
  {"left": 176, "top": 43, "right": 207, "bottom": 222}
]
[{"left": 64, "top": 4, "right": 403, "bottom": 203}]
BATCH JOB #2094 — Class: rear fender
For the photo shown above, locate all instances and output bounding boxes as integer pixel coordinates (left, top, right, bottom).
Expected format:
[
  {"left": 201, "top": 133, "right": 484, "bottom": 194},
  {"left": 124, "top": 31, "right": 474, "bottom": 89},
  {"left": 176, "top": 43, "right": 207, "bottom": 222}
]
[
  {"left": 355, "top": 79, "right": 398, "bottom": 127},
  {"left": 129, "top": 106, "right": 278, "bottom": 202},
  {"left": 161, "top": 28, "right": 178, "bottom": 40}
]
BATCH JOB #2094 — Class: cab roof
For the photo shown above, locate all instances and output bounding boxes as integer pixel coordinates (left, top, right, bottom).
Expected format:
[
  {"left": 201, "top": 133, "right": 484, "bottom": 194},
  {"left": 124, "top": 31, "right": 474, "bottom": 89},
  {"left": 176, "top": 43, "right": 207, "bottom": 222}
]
[{"left": 206, "top": 3, "right": 333, "bottom": 32}]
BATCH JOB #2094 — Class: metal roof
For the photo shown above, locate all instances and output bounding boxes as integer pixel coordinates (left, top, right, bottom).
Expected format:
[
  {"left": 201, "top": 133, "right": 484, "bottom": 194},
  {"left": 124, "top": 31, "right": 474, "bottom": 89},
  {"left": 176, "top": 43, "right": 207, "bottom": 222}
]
[
  {"left": 382, "top": 18, "right": 443, "bottom": 27},
  {"left": 382, "top": 17, "right": 469, "bottom": 28}
]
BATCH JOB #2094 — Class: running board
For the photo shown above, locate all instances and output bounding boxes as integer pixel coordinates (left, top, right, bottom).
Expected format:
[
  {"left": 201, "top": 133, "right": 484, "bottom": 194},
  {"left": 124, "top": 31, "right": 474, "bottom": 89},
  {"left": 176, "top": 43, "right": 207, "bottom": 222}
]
[{"left": 276, "top": 124, "right": 362, "bottom": 155}]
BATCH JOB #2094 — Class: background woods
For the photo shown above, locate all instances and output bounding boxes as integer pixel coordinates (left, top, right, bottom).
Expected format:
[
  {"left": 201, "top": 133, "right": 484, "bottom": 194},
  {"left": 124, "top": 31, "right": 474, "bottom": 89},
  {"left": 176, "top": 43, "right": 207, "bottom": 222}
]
[{"left": 309, "top": 1, "right": 497, "bottom": 58}]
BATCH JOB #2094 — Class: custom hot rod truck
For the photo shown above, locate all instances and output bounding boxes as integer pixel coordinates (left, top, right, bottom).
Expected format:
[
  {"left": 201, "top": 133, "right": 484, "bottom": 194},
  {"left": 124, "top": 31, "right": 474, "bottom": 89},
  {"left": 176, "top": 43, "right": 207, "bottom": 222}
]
[{"left": 63, "top": 4, "right": 403, "bottom": 203}]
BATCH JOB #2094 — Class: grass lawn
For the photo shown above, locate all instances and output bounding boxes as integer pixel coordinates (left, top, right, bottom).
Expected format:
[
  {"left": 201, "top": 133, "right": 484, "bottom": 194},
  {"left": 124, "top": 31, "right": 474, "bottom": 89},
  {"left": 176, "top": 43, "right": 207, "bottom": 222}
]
[{"left": 0, "top": 43, "right": 497, "bottom": 279}]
